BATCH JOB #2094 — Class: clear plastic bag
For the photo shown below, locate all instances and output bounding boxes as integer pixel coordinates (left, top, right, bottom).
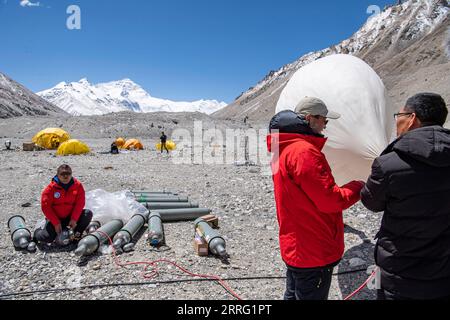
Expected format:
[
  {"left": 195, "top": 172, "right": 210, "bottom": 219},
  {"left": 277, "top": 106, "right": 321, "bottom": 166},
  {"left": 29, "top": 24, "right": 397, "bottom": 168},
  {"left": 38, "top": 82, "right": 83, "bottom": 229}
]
[
  {"left": 34, "top": 219, "right": 47, "bottom": 233},
  {"left": 85, "top": 189, "right": 149, "bottom": 225}
]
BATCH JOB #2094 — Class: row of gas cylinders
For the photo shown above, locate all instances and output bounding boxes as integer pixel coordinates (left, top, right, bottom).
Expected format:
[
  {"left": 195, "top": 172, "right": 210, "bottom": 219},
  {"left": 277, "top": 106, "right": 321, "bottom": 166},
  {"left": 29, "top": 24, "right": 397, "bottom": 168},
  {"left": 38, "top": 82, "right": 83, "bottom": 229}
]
[{"left": 7, "top": 191, "right": 227, "bottom": 258}]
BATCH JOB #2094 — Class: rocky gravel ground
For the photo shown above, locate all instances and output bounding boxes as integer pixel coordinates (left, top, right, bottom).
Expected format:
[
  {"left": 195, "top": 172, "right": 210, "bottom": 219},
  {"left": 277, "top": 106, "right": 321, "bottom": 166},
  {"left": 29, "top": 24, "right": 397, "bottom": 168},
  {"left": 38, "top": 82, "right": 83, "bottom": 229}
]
[{"left": 0, "top": 126, "right": 382, "bottom": 301}]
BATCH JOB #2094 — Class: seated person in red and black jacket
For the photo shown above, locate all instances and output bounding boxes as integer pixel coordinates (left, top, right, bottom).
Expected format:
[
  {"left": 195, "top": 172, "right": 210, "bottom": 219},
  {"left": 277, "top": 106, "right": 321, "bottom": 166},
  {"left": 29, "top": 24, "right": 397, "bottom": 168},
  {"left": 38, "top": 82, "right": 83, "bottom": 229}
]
[{"left": 34, "top": 164, "right": 93, "bottom": 244}]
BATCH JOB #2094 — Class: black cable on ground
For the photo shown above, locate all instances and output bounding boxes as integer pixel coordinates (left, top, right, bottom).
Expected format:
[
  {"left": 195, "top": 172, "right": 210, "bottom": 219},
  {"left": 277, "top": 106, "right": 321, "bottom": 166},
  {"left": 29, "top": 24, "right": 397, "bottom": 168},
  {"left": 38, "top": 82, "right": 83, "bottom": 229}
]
[
  {"left": 0, "top": 267, "right": 370, "bottom": 300},
  {"left": 333, "top": 267, "right": 369, "bottom": 276},
  {"left": 0, "top": 277, "right": 284, "bottom": 299}
]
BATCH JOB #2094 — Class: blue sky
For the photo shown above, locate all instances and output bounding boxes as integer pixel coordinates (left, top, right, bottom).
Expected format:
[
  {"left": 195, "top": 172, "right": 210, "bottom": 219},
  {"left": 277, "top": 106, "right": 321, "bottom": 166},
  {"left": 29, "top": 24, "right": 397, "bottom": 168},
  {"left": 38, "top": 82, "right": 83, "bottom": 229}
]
[{"left": 0, "top": 0, "right": 394, "bottom": 103}]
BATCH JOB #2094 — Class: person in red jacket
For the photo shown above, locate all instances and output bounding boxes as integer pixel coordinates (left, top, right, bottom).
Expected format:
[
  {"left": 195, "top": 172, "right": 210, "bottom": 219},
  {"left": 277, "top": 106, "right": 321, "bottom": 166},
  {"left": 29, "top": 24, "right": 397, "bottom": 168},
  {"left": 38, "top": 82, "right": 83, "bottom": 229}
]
[
  {"left": 268, "top": 97, "right": 365, "bottom": 300},
  {"left": 34, "top": 164, "right": 93, "bottom": 244}
]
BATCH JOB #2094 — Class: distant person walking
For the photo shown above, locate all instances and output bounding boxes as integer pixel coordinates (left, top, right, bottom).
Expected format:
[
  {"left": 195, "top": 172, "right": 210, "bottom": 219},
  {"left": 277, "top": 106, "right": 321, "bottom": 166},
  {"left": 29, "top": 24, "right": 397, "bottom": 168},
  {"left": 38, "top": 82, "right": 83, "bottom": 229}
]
[
  {"left": 361, "top": 93, "right": 450, "bottom": 300},
  {"left": 160, "top": 132, "right": 169, "bottom": 154},
  {"left": 34, "top": 165, "right": 93, "bottom": 245},
  {"left": 268, "top": 97, "right": 365, "bottom": 300}
]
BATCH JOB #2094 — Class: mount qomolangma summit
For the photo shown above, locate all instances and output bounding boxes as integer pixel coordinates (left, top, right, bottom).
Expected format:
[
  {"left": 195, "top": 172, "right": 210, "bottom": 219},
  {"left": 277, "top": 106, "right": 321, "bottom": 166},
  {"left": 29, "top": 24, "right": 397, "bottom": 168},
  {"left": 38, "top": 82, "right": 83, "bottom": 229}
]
[{"left": 37, "top": 78, "right": 227, "bottom": 116}]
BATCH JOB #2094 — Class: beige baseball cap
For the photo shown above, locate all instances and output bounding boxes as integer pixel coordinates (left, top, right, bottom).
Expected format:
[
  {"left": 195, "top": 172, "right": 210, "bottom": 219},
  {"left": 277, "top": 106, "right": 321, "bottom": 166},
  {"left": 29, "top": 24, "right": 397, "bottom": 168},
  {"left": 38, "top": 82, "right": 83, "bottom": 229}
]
[{"left": 294, "top": 97, "right": 341, "bottom": 120}]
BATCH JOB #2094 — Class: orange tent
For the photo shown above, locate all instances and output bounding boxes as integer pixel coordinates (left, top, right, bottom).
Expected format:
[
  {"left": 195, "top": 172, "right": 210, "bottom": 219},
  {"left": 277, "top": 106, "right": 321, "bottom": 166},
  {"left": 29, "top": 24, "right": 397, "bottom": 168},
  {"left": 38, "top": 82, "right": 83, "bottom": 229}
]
[{"left": 123, "top": 139, "right": 144, "bottom": 150}]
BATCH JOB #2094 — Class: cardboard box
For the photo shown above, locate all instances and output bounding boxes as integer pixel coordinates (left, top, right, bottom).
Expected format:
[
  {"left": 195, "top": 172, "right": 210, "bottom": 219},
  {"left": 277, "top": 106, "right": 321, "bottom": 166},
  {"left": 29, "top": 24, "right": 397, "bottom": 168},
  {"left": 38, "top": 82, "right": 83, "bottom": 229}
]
[
  {"left": 23, "top": 142, "right": 36, "bottom": 151},
  {"left": 193, "top": 233, "right": 209, "bottom": 257},
  {"left": 200, "top": 214, "right": 219, "bottom": 229},
  {"left": 23, "top": 143, "right": 44, "bottom": 152}
]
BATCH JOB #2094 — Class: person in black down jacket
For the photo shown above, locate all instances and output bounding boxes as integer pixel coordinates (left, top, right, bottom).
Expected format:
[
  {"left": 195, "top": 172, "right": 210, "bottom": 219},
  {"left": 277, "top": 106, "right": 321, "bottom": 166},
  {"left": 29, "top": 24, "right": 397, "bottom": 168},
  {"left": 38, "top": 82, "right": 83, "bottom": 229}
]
[{"left": 361, "top": 92, "right": 450, "bottom": 300}]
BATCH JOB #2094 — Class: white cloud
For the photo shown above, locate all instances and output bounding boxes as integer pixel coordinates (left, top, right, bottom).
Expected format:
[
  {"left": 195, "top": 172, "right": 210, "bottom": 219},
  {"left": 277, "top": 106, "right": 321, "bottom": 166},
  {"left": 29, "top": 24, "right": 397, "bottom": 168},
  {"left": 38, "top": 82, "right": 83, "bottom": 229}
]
[{"left": 20, "top": 0, "right": 40, "bottom": 7}]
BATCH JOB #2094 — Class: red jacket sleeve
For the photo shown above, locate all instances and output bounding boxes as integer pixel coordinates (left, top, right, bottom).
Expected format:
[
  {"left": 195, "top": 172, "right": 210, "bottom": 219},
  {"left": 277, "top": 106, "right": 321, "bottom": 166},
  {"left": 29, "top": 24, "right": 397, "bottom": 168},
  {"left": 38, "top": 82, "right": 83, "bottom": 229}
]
[
  {"left": 70, "top": 182, "right": 86, "bottom": 222},
  {"left": 289, "top": 148, "right": 363, "bottom": 214},
  {"left": 41, "top": 186, "right": 61, "bottom": 227}
]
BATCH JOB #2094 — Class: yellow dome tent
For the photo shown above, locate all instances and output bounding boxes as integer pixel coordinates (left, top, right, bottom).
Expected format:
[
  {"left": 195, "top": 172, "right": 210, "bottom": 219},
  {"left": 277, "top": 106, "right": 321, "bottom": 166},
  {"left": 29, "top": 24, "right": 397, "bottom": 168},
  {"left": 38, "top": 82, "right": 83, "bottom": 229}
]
[
  {"left": 56, "top": 139, "right": 90, "bottom": 156},
  {"left": 32, "top": 128, "right": 71, "bottom": 150},
  {"left": 156, "top": 140, "right": 177, "bottom": 151},
  {"left": 115, "top": 137, "right": 126, "bottom": 148},
  {"left": 123, "top": 139, "right": 144, "bottom": 150}
]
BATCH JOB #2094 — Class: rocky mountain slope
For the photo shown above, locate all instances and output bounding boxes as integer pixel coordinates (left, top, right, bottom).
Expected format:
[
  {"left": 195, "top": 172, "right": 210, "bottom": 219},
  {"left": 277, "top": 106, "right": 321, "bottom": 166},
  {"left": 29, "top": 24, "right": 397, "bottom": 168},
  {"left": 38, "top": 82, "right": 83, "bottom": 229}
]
[
  {"left": 0, "top": 72, "right": 68, "bottom": 119},
  {"left": 213, "top": 0, "right": 450, "bottom": 122},
  {"left": 38, "top": 78, "right": 227, "bottom": 116}
]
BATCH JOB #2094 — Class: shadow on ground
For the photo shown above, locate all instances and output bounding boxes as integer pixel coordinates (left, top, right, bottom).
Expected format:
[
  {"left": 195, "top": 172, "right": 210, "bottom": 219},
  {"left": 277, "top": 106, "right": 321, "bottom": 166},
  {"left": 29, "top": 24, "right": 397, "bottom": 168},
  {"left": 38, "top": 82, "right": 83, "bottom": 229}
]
[{"left": 337, "top": 225, "right": 376, "bottom": 300}]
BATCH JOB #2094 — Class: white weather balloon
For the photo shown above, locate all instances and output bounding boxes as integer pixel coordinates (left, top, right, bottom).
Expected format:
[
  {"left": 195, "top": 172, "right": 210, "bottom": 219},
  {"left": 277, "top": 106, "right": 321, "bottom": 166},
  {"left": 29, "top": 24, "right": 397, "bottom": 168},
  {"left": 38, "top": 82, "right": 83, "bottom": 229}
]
[{"left": 276, "top": 54, "right": 395, "bottom": 184}]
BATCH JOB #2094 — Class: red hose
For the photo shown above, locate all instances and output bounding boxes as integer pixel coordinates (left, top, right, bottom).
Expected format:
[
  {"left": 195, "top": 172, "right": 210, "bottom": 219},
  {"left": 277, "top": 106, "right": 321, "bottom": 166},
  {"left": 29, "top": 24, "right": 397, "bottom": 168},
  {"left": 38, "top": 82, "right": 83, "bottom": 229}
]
[
  {"left": 95, "top": 231, "right": 378, "bottom": 301},
  {"left": 95, "top": 231, "right": 243, "bottom": 300},
  {"left": 343, "top": 269, "right": 377, "bottom": 301}
]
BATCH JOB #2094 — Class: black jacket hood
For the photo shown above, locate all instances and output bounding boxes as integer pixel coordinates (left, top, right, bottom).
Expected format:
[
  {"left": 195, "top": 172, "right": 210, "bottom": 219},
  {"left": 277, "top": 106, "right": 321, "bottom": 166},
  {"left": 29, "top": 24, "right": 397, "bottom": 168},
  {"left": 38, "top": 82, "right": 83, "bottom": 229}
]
[
  {"left": 386, "top": 126, "right": 450, "bottom": 168},
  {"left": 269, "top": 110, "right": 323, "bottom": 138}
]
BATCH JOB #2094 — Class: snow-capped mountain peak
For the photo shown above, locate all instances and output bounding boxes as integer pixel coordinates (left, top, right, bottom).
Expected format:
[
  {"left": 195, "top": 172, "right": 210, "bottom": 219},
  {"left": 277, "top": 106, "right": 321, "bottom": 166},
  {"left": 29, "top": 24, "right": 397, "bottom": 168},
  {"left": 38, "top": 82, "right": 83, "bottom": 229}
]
[
  {"left": 54, "top": 81, "right": 67, "bottom": 88},
  {"left": 38, "top": 78, "right": 227, "bottom": 116},
  {"left": 78, "top": 78, "right": 90, "bottom": 85}
]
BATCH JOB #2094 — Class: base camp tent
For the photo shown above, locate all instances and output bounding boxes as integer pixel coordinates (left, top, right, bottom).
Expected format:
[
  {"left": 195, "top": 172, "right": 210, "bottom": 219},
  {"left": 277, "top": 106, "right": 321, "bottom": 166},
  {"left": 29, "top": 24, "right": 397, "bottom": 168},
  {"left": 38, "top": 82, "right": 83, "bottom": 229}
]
[
  {"left": 32, "top": 128, "right": 71, "bottom": 150},
  {"left": 56, "top": 139, "right": 90, "bottom": 156},
  {"left": 123, "top": 139, "right": 144, "bottom": 150},
  {"left": 115, "top": 138, "right": 126, "bottom": 148}
]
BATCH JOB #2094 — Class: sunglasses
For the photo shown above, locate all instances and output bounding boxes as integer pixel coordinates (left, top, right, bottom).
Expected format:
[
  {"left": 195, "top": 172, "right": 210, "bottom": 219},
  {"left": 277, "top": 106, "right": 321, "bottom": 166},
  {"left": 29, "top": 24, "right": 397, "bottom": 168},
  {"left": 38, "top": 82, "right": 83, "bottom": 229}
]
[
  {"left": 313, "top": 115, "right": 329, "bottom": 125},
  {"left": 59, "top": 172, "right": 72, "bottom": 177}
]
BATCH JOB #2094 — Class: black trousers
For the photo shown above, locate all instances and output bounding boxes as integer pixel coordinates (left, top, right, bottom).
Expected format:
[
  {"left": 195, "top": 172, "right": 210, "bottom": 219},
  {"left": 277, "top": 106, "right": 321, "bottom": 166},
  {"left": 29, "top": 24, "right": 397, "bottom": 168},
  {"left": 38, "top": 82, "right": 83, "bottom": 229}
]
[
  {"left": 284, "top": 267, "right": 334, "bottom": 300},
  {"left": 34, "top": 209, "right": 93, "bottom": 244},
  {"left": 377, "top": 289, "right": 450, "bottom": 301},
  {"left": 161, "top": 142, "right": 169, "bottom": 153}
]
